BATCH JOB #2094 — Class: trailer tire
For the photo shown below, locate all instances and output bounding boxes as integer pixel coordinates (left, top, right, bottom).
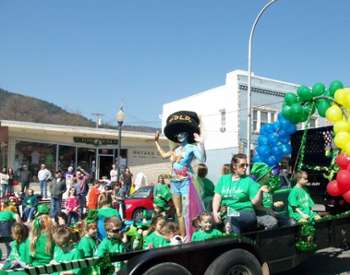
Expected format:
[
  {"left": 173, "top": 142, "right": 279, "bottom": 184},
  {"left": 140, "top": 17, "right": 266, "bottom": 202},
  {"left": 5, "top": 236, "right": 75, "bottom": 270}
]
[
  {"left": 143, "top": 262, "right": 191, "bottom": 275},
  {"left": 204, "top": 248, "right": 262, "bottom": 275}
]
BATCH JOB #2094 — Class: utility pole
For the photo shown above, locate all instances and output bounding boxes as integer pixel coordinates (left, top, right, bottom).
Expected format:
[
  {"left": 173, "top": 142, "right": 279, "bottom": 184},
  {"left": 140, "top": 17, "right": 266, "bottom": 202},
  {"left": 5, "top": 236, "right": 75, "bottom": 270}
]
[{"left": 92, "top": 113, "right": 104, "bottom": 128}]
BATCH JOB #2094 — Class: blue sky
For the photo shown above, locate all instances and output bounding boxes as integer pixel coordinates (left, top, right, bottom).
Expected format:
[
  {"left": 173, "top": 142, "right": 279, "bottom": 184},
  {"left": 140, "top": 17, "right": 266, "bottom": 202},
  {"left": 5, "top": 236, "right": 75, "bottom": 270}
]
[{"left": 0, "top": 0, "right": 349, "bottom": 127}]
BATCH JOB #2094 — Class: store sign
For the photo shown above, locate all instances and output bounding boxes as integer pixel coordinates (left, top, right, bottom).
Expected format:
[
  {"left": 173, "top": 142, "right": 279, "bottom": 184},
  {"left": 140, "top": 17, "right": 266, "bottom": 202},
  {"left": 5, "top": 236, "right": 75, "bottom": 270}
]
[{"left": 73, "top": 137, "right": 118, "bottom": 145}]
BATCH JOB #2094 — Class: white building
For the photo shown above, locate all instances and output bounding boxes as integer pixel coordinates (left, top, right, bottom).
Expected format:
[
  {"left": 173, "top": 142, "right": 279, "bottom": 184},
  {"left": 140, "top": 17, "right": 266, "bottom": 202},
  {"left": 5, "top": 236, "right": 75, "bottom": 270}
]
[
  {"left": 0, "top": 120, "right": 170, "bottom": 183},
  {"left": 162, "top": 69, "right": 327, "bottom": 183}
]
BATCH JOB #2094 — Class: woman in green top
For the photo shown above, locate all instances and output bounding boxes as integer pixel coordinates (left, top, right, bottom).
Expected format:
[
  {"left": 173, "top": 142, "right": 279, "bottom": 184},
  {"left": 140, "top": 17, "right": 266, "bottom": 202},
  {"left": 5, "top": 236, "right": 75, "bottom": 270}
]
[
  {"left": 288, "top": 171, "right": 321, "bottom": 223},
  {"left": 212, "top": 153, "right": 268, "bottom": 234},
  {"left": 192, "top": 212, "right": 223, "bottom": 242},
  {"left": 28, "top": 214, "right": 54, "bottom": 266},
  {"left": 153, "top": 175, "right": 172, "bottom": 215}
]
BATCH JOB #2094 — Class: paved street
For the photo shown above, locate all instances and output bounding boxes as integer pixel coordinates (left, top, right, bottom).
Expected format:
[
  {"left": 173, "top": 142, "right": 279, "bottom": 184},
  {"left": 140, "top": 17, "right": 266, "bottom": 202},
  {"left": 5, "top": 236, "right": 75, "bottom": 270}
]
[{"left": 278, "top": 247, "right": 350, "bottom": 275}]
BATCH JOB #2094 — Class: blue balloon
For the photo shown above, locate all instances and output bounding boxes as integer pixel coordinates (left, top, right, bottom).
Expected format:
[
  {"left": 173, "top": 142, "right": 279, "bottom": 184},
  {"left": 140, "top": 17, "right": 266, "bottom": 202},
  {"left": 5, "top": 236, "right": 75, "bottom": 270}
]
[
  {"left": 268, "top": 133, "right": 279, "bottom": 146},
  {"left": 279, "top": 136, "right": 290, "bottom": 145},
  {"left": 271, "top": 122, "right": 280, "bottom": 132},
  {"left": 257, "top": 145, "right": 271, "bottom": 158},
  {"left": 271, "top": 146, "right": 283, "bottom": 160},
  {"left": 278, "top": 129, "right": 290, "bottom": 139},
  {"left": 258, "top": 135, "right": 269, "bottom": 146},
  {"left": 266, "top": 155, "right": 278, "bottom": 167},
  {"left": 252, "top": 154, "right": 262, "bottom": 163},
  {"left": 260, "top": 124, "right": 274, "bottom": 135},
  {"left": 285, "top": 123, "right": 297, "bottom": 135},
  {"left": 281, "top": 143, "right": 292, "bottom": 155}
]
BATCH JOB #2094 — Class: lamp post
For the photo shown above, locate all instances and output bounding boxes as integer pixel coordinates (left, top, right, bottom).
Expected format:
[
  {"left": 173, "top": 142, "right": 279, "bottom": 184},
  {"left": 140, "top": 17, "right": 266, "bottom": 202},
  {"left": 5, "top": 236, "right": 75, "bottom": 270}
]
[
  {"left": 116, "top": 106, "right": 125, "bottom": 184},
  {"left": 247, "top": 0, "right": 279, "bottom": 172}
]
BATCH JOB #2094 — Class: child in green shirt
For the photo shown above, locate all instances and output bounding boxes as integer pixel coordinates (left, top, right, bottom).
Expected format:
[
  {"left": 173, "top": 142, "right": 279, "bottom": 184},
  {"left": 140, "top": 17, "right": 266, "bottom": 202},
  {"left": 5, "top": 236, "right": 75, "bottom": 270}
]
[
  {"left": 288, "top": 171, "right": 321, "bottom": 223},
  {"left": 95, "top": 216, "right": 126, "bottom": 272},
  {"left": 0, "top": 223, "right": 29, "bottom": 269},
  {"left": 143, "top": 216, "right": 168, "bottom": 249},
  {"left": 51, "top": 226, "right": 84, "bottom": 275},
  {"left": 192, "top": 212, "right": 223, "bottom": 242},
  {"left": 28, "top": 213, "right": 55, "bottom": 266},
  {"left": 153, "top": 175, "right": 172, "bottom": 216},
  {"left": 78, "top": 220, "right": 98, "bottom": 258}
]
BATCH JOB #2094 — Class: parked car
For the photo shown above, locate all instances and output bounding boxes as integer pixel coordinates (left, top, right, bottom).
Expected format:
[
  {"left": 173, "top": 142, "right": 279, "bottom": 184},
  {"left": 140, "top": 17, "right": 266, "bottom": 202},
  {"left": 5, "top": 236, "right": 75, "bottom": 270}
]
[{"left": 124, "top": 186, "right": 154, "bottom": 221}]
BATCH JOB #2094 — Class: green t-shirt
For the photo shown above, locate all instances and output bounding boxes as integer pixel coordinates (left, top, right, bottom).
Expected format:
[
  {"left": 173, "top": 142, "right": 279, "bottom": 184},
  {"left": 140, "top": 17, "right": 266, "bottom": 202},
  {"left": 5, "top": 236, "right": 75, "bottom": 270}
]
[
  {"left": 191, "top": 229, "right": 223, "bottom": 242},
  {"left": 78, "top": 235, "right": 97, "bottom": 258},
  {"left": 153, "top": 184, "right": 172, "bottom": 209},
  {"left": 262, "top": 192, "right": 273, "bottom": 209},
  {"left": 0, "top": 211, "right": 15, "bottom": 222},
  {"left": 97, "top": 207, "right": 120, "bottom": 219},
  {"left": 24, "top": 195, "right": 37, "bottom": 208},
  {"left": 28, "top": 233, "right": 54, "bottom": 266},
  {"left": 95, "top": 238, "right": 125, "bottom": 270},
  {"left": 53, "top": 246, "right": 84, "bottom": 275},
  {"left": 8, "top": 239, "right": 30, "bottom": 265},
  {"left": 197, "top": 177, "right": 215, "bottom": 199},
  {"left": 288, "top": 185, "right": 316, "bottom": 221},
  {"left": 53, "top": 245, "right": 83, "bottom": 275},
  {"left": 143, "top": 232, "right": 170, "bottom": 249},
  {"left": 214, "top": 174, "right": 259, "bottom": 212}
]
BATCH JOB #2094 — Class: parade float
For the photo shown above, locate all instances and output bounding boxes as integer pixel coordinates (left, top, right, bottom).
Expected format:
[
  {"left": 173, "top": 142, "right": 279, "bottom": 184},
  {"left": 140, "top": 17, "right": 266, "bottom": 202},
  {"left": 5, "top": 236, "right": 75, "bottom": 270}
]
[{"left": 9, "top": 81, "right": 350, "bottom": 275}]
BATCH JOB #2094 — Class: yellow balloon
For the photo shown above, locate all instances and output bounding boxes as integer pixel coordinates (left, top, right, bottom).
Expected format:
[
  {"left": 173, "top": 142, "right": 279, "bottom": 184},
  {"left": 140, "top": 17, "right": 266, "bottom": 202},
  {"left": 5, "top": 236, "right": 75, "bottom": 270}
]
[
  {"left": 334, "top": 131, "right": 350, "bottom": 149},
  {"left": 343, "top": 89, "right": 350, "bottom": 109},
  {"left": 345, "top": 142, "right": 350, "bottom": 156},
  {"left": 326, "top": 104, "right": 343, "bottom": 123},
  {"left": 334, "top": 120, "right": 350, "bottom": 134},
  {"left": 334, "top": 89, "right": 347, "bottom": 105}
]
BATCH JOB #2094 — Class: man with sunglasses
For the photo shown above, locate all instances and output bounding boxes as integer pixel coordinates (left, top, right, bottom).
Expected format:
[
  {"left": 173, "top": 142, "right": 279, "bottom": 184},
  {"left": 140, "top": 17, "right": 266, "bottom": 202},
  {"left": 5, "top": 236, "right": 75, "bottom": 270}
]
[{"left": 212, "top": 153, "right": 268, "bottom": 234}]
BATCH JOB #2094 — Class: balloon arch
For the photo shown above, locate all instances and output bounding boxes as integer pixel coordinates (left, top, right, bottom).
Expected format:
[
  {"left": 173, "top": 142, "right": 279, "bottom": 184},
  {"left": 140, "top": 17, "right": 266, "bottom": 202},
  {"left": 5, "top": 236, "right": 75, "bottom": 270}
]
[{"left": 252, "top": 80, "right": 350, "bottom": 204}]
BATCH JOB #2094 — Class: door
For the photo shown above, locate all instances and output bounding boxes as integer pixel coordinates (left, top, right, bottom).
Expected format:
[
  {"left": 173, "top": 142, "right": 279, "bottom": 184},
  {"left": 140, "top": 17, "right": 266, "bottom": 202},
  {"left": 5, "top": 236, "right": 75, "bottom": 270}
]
[{"left": 99, "top": 155, "right": 113, "bottom": 179}]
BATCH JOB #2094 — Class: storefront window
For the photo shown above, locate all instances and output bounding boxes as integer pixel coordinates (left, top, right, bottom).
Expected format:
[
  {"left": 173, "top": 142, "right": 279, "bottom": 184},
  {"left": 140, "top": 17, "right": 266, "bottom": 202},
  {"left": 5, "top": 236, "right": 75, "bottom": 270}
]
[
  {"left": 15, "top": 141, "right": 57, "bottom": 176},
  {"left": 0, "top": 142, "right": 8, "bottom": 170},
  {"left": 58, "top": 145, "right": 76, "bottom": 171}
]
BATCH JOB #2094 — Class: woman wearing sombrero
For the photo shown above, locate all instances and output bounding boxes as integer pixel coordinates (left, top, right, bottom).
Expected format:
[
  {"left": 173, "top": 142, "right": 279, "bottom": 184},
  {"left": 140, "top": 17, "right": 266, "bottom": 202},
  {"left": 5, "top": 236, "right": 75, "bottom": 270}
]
[{"left": 155, "top": 111, "right": 206, "bottom": 240}]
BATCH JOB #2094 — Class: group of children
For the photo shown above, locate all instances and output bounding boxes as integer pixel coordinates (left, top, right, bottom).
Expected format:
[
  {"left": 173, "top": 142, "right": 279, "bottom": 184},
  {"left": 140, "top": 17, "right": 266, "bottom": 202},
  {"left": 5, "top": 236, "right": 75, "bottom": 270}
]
[{"left": 0, "top": 165, "right": 322, "bottom": 274}]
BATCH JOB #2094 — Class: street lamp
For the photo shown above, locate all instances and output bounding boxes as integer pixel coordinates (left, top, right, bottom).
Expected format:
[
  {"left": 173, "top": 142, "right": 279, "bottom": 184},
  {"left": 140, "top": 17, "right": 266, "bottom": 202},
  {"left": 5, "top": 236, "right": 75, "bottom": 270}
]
[
  {"left": 116, "top": 106, "right": 125, "bottom": 184},
  {"left": 247, "top": 0, "right": 279, "bottom": 172}
]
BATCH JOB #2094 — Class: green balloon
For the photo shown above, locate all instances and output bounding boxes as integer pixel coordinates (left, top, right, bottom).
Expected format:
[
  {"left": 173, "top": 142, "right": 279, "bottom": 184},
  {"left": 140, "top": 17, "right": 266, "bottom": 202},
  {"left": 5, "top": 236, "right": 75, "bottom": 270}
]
[
  {"left": 329, "top": 80, "right": 344, "bottom": 97},
  {"left": 290, "top": 103, "right": 303, "bottom": 123},
  {"left": 299, "top": 108, "right": 309, "bottom": 122},
  {"left": 312, "top": 83, "right": 326, "bottom": 97},
  {"left": 297, "top": 86, "right": 313, "bottom": 101},
  {"left": 316, "top": 99, "right": 331, "bottom": 117},
  {"left": 284, "top": 92, "right": 298, "bottom": 106},
  {"left": 282, "top": 104, "right": 292, "bottom": 120}
]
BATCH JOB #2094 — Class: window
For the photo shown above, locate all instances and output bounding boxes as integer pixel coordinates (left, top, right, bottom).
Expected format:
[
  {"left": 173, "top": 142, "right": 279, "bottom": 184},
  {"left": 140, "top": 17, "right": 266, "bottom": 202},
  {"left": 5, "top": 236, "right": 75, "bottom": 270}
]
[
  {"left": 253, "top": 108, "right": 278, "bottom": 133},
  {"left": 219, "top": 109, "right": 226, "bottom": 132}
]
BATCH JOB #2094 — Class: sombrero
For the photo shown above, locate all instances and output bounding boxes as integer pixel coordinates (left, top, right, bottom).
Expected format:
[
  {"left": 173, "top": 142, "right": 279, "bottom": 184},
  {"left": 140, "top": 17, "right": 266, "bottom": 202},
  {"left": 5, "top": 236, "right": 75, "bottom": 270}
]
[{"left": 164, "top": 111, "right": 200, "bottom": 144}]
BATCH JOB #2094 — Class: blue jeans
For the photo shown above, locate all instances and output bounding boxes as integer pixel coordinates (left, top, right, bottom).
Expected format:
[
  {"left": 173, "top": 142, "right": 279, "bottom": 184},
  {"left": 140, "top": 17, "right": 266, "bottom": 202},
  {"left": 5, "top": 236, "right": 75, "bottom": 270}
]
[
  {"left": 50, "top": 197, "right": 61, "bottom": 219},
  {"left": 1, "top": 184, "right": 8, "bottom": 197},
  {"left": 78, "top": 195, "right": 86, "bottom": 217},
  {"left": 67, "top": 212, "right": 79, "bottom": 225},
  {"left": 40, "top": 180, "right": 47, "bottom": 198},
  {"left": 226, "top": 210, "right": 257, "bottom": 234},
  {"left": 23, "top": 207, "right": 36, "bottom": 221}
]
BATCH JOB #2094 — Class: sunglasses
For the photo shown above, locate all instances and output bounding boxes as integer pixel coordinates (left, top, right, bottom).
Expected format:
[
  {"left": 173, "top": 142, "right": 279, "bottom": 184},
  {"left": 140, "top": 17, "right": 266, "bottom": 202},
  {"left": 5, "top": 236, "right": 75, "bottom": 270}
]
[
  {"left": 237, "top": 163, "right": 249, "bottom": 168},
  {"left": 109, "top": 228, "right": 122, "bottom": 233}
]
